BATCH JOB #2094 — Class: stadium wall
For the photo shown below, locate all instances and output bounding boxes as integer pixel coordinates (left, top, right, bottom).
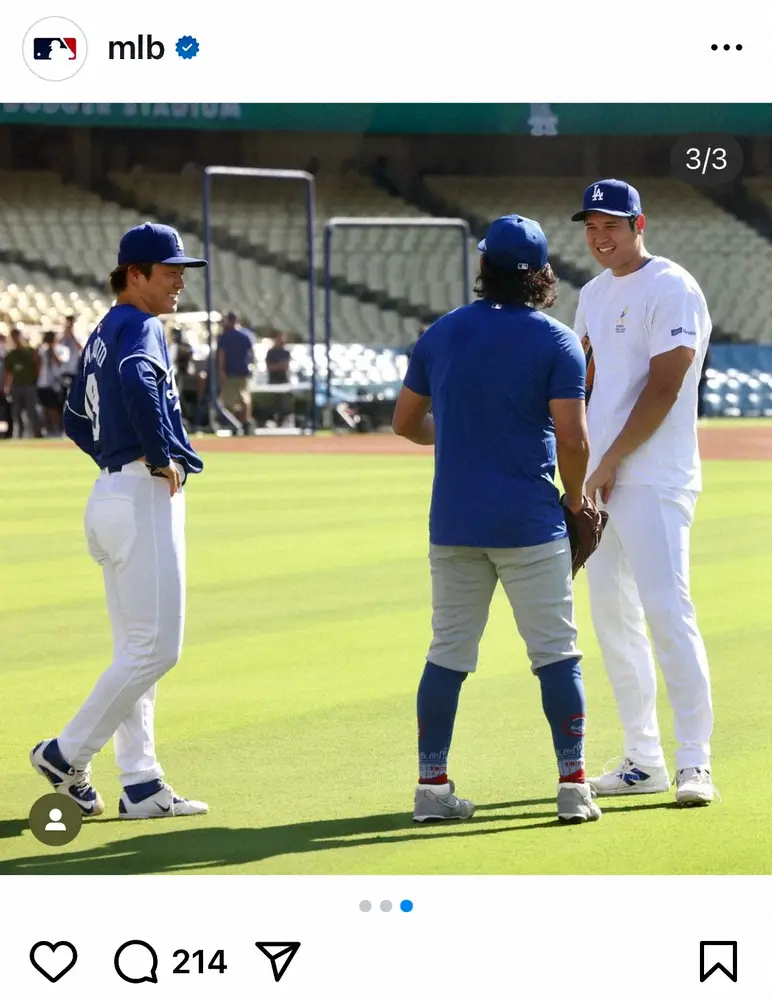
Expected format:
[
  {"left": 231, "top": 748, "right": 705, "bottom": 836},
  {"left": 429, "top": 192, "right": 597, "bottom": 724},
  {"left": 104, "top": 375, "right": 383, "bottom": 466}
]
[{"left": 2, "top": 125, "right": 771, "bottom": 184}]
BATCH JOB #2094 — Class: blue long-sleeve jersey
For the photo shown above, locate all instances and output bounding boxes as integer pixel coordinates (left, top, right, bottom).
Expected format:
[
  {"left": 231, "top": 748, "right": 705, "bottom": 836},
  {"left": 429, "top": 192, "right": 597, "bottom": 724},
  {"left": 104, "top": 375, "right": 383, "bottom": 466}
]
[{"left": 63, "top": 303, "right": 204, "bottom": 476}]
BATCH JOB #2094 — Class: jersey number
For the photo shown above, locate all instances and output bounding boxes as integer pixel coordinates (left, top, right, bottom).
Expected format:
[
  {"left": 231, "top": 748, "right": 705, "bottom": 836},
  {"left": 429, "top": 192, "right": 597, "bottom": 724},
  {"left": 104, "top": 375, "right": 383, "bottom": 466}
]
[{"left": 84, "top": 373, "right": 100, "bottom": 441}]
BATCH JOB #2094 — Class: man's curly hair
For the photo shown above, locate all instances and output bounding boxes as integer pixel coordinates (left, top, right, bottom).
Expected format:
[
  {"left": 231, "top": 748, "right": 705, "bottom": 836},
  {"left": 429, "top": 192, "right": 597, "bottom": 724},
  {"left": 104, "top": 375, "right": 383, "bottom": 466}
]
[{"left": 474, "top": 255, "right": 558, "bottom": 309}]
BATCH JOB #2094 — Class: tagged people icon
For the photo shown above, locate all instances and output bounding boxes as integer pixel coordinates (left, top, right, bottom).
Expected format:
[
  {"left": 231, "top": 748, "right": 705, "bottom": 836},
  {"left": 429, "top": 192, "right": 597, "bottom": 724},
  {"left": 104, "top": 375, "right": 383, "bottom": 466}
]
[
  {"left": 29, "top": 793, "right": 83, "bottom": 846},
  {"left": 45, "top": 807, "right": 67, "bottom": 832}
]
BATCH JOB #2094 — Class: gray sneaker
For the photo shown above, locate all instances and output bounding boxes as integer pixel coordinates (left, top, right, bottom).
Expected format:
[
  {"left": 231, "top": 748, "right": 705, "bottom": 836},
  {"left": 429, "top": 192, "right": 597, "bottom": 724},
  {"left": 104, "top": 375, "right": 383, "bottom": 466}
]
[
  {"left": 557, "top": 782, "right": 602, "bottom": 824},
  {"left": 413, "top": 780, "right": 475, "bottom": 823},
  {"left": 675, "top": 767, "right": 714, "bottom": 806}
]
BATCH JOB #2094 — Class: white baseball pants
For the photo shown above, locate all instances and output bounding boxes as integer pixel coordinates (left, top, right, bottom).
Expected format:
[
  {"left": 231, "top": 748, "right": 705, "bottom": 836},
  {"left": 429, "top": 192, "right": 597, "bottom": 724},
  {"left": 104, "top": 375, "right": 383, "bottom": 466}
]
[
  {"left": 586, "top": 484, "right": 713, "bottom": 770},
  {"left": 58, "top": 461, "right": 186, "bottom": 786}
]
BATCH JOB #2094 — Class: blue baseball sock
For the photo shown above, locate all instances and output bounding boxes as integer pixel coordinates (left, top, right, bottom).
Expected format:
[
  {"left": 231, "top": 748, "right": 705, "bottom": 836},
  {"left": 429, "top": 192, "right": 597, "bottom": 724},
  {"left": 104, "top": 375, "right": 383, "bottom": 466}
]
[
  {"left": 417, "top": 661, "right": 467, "bottom": 784},
  {"left": 537, "top": 657, "right": 587, "bottom": 782}
]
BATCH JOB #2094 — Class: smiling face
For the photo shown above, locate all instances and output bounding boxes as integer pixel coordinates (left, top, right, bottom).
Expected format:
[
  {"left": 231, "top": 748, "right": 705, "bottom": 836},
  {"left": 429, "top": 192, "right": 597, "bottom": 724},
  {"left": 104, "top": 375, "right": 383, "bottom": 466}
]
[
  {"left": 583, "top": 212, "right": 646, "bottom": 276},
  {"left": 131, "top": 264, "right": 187, "bottom": 316}
]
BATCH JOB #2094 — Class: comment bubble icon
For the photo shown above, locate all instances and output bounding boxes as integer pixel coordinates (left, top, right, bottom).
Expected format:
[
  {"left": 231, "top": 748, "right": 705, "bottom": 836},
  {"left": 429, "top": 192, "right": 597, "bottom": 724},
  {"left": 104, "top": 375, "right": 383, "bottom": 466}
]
[{"left": 114, "top": 940, "right": 159, "bottom": 984}]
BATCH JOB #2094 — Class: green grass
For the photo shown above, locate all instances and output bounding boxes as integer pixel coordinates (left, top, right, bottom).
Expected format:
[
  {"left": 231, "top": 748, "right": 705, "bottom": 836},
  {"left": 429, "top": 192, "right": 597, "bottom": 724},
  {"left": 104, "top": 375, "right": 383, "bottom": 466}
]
[{"left": 1, "top": 442, "right": 770, "bottom": 875}]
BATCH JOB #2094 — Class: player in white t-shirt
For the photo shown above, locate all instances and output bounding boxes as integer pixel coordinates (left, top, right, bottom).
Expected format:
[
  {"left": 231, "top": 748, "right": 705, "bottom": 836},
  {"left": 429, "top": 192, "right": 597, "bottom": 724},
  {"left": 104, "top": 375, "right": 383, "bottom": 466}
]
[{"left": 571, "top": 179, "right": 714, "bottom": 806}]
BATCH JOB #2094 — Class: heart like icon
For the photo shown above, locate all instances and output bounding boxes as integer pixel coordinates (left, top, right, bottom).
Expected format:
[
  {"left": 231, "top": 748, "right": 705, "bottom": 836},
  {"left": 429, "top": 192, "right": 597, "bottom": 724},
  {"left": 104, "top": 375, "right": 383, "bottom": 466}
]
[{"left": 30, "top": 941, "right": 78, "bottom": 983}]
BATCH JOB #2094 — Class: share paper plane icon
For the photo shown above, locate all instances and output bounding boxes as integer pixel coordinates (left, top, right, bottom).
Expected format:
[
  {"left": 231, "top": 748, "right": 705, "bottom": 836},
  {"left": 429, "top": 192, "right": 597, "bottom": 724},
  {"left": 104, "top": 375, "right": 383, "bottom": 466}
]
[{"left": 255, "top": 942, "right": 301, "bottom": 982}]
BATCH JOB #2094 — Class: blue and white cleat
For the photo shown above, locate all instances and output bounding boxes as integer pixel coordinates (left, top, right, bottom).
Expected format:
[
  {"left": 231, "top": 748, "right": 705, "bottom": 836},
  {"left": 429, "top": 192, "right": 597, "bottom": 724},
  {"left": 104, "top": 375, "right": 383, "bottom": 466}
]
[
  {"left": 30, "top": 738, "right": 105, "bottom": 817},
  {"left": 118, "top": 779, "right": 209, "bottom": 819},
  {"left": 587, "top": 757, "right": 670, "bottom": 796}
]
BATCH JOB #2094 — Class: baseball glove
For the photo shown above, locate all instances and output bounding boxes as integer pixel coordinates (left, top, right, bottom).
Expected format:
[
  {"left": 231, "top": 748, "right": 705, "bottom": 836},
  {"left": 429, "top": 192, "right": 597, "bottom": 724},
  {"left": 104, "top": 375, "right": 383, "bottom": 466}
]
[{"left": 560, "top": 494, "right": 609, "bottom": 578}]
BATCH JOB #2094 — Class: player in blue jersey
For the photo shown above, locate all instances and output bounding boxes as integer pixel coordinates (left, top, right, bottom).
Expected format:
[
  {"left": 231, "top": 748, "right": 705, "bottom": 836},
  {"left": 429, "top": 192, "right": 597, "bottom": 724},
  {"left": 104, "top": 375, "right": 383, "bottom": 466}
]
[
  {"left": 30, "top": 223, "right": 210, "bottom": 819},
  {"left": 393, "top": 215, "right": 602, "bottom": 824}
]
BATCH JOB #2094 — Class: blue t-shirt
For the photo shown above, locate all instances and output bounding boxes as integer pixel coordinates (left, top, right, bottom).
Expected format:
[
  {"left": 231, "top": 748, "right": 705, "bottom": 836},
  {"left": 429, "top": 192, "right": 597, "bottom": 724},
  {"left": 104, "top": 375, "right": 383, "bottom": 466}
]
[
  {"left": 403, "top": 300, "right": 585, "bottom": 548},
  {"left": 62, "top": 303, "right": 204, "bottom": 476},
  {"left": 218, "top": 326, "right": 255, "bottom": 377}
]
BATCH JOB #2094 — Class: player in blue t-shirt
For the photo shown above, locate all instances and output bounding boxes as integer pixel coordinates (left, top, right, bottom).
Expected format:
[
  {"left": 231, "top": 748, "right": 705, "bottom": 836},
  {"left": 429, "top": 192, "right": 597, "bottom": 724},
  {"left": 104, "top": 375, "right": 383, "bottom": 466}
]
[
  {"left": 30, "top": 223, "right": 210, "bottom": 820},
  {"left": 393, "top": 214, "right": 601, "bottom": 824}
]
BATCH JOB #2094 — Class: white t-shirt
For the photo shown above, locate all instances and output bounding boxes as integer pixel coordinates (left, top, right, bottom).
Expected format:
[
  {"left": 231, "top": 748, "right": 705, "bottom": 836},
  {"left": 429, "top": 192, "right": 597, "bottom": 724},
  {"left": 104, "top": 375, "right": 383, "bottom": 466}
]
[
  {"left": 59, "top": 336, "right": 81, "bottom": 377},
  {"left": 574, "top": 256, "right": 711, "bottom": 492},
  {"left": 37, "top": 344, "right": 70, "bottom": 390}
]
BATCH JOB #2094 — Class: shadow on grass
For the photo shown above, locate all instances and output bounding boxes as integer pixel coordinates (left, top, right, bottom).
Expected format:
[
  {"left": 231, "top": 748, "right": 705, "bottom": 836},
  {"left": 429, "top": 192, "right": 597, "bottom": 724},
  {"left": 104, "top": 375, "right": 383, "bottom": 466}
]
[
  {"left": 0, "top": 795, "right": 676, "bottom": 875},
  {"left": 0, "top": 820, "right": 28, "bottom": 841}
]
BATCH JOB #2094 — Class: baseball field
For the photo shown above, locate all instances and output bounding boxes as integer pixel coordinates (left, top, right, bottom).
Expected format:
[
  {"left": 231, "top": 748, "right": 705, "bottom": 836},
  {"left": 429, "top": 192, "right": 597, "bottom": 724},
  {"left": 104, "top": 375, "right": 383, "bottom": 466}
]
[{"left": 1, "top": 423, "right": 770, "bottom": 876}]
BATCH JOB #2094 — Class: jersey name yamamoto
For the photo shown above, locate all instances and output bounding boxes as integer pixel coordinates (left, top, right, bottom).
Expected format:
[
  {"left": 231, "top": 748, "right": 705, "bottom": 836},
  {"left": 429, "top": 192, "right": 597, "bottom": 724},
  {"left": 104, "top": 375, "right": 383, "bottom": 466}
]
[
  {"left": 573, "top": 257, "right": 711, "bottom": 491},
  {"left": 65, "top": 304, "right": 203, "bottom": 474}
]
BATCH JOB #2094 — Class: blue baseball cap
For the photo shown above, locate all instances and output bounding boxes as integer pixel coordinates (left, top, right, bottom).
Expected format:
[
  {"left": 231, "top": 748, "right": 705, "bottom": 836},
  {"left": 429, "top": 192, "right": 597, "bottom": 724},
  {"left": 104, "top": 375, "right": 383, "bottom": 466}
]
[
  {"left": 477, "top": 214, "right": 548, "bottom": 271},
  {"left": 118, "top": 223, "right": 207, "bottom": 267},
  {"left": 572, "top": 179, "right": 642, "bottom": 222}
]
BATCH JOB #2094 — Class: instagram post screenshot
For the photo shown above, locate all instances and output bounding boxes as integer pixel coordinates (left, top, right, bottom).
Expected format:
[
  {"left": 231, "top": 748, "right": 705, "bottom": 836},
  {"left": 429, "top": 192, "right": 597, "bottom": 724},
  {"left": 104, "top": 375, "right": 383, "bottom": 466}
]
[{"left": 0, "top": 2, "right": 769, "bottom": 996}]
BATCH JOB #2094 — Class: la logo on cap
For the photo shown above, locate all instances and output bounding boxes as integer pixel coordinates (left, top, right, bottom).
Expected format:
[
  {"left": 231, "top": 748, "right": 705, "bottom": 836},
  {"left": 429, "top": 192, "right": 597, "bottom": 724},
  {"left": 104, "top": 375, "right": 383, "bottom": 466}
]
[{"left": 591, "top": 185, "right": 604, "bottom": 202}]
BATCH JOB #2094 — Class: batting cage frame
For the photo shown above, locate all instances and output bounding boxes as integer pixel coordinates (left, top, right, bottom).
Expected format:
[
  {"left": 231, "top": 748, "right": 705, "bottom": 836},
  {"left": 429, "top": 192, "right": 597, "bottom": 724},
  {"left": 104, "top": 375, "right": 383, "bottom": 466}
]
[
  {"left": 202, "top": 166, "right": 318, "bottom": 434},
  {"left": 322, "top": 216, "right": 472, "bottom": 407}
]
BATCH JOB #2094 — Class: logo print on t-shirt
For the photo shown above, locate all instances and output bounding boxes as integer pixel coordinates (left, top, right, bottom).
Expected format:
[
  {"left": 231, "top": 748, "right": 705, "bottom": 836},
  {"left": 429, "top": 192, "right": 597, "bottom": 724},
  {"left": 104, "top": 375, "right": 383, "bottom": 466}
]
[{"left": 615, "top": 306, "right": 629, "bottom": 334}]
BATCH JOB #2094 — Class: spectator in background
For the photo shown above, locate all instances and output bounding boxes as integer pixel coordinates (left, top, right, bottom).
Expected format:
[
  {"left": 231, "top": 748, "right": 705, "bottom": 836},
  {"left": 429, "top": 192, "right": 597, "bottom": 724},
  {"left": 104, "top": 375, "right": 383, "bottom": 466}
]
[
  {"left": 265, "top": 331, "right": 293, "bottom": 427},
  {"left": 170, "top": 326, "right": 207, "bottom": 429},
  {"left": 37, "top": 330, "right": 68, "bottom": 436},
  {"left": 0, "top": 332, "right": 11, "bottom": 439},
  {"left": 58, "top": 313, "right": 82, "bottom": 397},
  {"left": 217, "top": 311, "right": 255, "bottom": 431},
  {"left": 3, "top": 328, "right": 41, "bottom": 438}
]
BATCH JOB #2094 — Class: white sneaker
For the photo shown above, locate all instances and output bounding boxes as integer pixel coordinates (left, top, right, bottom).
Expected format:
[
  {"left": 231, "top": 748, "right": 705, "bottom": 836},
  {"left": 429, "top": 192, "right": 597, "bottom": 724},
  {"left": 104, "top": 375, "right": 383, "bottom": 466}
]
[
  {"left": 588, "top": 757, "right": 670, "bottom": 796},
  {"left": 675, "top": 767, "right": 714, "bottom": 806},
  {"left": 557, "top": 782, "right": 602, "bottom": 823},
  {"left": 413, "top": 780, "right": 475, "bottom": 822},
  {"left": 118, "top": 783, "right": 208, "bottom": 819}
]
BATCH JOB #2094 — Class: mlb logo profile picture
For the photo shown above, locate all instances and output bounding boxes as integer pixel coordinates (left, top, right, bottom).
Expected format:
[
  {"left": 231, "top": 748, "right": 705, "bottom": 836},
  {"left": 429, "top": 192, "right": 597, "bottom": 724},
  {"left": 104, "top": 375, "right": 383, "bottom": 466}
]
[
  {"left": 23, "top": 17, "right": 87, "bottom": 81},
  {"left": 34, "top": 37, "right": 77, "bottom": 61}
]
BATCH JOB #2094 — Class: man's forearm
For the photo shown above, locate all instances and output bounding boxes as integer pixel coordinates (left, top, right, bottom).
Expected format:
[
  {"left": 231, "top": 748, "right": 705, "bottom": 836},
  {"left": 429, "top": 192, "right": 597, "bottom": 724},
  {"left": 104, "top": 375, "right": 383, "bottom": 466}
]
[
  {"left": 557, "top": 441, "right": 589, "bottom": 506},
  {"left": 605, "top": 381, "right": 679, "bottom": 466},
  {"left": 399, "top": 414, "right": 435, "bottom": 446}
]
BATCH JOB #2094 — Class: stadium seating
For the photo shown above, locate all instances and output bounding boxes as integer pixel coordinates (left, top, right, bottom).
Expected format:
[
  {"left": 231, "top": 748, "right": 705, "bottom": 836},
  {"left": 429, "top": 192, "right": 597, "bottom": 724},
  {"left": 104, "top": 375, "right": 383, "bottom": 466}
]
[
  {"left": 274, "top": 342, "right": 408, "bottom": 392},
  {"left": 0, "top": 170, "right": 422, "bottom": 347},
  {"left": 744, "top": 177, "right": 772, "bottom": 215},
  {"left": 701, "top": 344, "right": 772, "bottom": 417},
  {"left": 0, "top": 262, "right": 108, "bottom": 338},
  {"left": 3, "top": 166, "right": 772, "bottom": 388},
  {"left": 109, "top": 169, "right": 474, "bottom": 312},
  {"left": 108, "top": 167, "right": 584, "bottom": 331},
  {"left": 424, "top": 176, "right": 772, "bottom": 343}
]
